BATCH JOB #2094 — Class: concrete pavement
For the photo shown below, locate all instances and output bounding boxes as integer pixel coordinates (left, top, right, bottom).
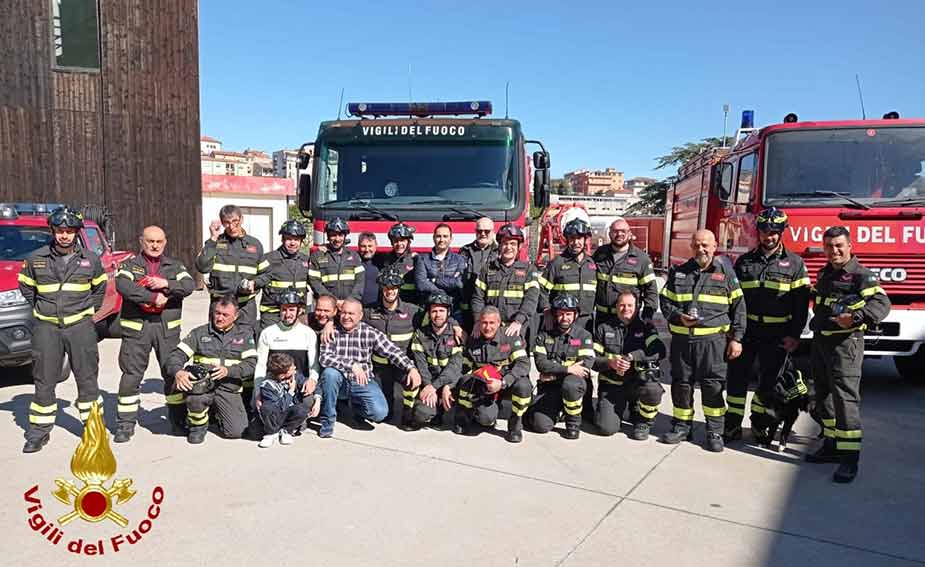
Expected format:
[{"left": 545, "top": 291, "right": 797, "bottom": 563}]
[{"left": 0, "top": 290, "right": 923, "bottom": 566}]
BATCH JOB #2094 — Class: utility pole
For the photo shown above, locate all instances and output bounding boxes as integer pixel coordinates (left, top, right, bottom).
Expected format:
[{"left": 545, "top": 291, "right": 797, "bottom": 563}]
[{"left": 722, "top": 104, "right": 730, "bottom": 148}]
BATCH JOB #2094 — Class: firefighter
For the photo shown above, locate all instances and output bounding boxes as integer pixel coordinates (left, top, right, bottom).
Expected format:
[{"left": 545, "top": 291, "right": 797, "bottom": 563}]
[
  {"left": 195, "top": 204, "right": 268, "bottom": 332},
  {"left": 377, "top": 222, "right": 418, "bottom": 305},
  {"left": 539, "top": 218, "right": 597, "bottom": 331},
  {"left": 806, "top": 226, "right": 890, "bottom": 483},
  {"left": 470, "top": 224, "right": 540, "bottom": 342},
  {"left": 726, "top": 207, "right": 810, "bottom": 443},
  {"left": 592, "top": 217, "right": 659, "bottom": 324},
  {"left": 407, "top": 292, "right": 464, "bottom": 430},
  {"left": 164, "top": 296, "right": 257, "bottom": 444},
  {"left": 254, "top": 220, "right": 310, "bottom": 334},
  {"left": 19, "top": 207, "right": 107, "bottom": 453},
  {"left": 364, "top": 268, "right": 421, "bottom": 425},
  {"left": 526, "top": 294, "right": 595, "bottom": 439},
  {"left": 459, "top": 217, "right": 498, "bottom": 328},
  {"left": 593, "top": 290, "right": 667, "bottom": 440},
  {"left": 659, "top": 229, "right": 746, "bottom": 452},
  {"left": 114, "top": 226, "right": 196, "bottom": 443},
  {"left": 455, "top": 306, "right": 532, "bottom": 443},
  {"left": 308, "top": 217, "right": 365, "bottom": 305}
]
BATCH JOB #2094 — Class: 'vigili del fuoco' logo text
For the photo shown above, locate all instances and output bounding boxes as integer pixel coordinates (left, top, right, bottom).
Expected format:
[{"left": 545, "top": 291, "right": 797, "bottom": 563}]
[{"left": 23, "top": 403, "right": 165, "bottom": 556}]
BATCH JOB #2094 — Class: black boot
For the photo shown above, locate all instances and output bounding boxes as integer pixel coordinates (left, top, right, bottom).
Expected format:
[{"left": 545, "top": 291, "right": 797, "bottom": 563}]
[
  {"left": 507, "top": 416, "right": 524, "bottom": 443},
  {"left": 187, "top": 427, "right": 207, "bottom": 445},
  {"left": 23, "top": 434, "right": 50, "bottom": 454},
  {"left": 805, "top": 439, "right": 840, "bottom": 463},
  {"left": 705, "top": 432, "right": 724, "bottom": 453},
  {"left": 453, "top": 410, "right": 472, "bottom": 435},
  {"left": 660, "top": 424, "right": 693, "bottom": 445},
  {"left": 723, "top": 421, "right": 742, "bottom": 443},
  {"left": 113, "top": 424, "right": 135, "bottom": 444},
  {"left": 563, "top": 417, "right": 580, "bottom": 440},
  {"left": 833, "top": 454, "right": 859, "bottom": 483},
  {"left": 630, "top": 422, "right": 650, "bottom": 441}
]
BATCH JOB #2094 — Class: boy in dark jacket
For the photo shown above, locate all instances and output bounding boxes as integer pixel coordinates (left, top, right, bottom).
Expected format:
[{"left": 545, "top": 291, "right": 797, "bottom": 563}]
[{"left": 257, "top": 353, "right": 320, "bottom": 448}]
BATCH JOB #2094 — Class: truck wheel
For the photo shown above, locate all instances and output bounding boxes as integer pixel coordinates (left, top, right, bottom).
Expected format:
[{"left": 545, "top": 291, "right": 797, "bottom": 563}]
[{"left": 894, "top": 350, "right": 925, "bottom": 383}]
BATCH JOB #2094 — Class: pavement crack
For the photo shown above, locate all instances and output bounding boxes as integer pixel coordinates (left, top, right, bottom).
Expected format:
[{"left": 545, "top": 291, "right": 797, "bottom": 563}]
[
  {"left": 554, "top": 498, "right": 623, "bottom": 567},
  {"left": 624, "top": 442, "right": 681, "bottom": 498}
]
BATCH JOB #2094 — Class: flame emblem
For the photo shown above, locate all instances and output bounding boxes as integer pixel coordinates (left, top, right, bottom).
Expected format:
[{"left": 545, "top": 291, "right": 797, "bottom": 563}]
[{"left": 52, "top": 402, "right": 136, "bottom": 526}]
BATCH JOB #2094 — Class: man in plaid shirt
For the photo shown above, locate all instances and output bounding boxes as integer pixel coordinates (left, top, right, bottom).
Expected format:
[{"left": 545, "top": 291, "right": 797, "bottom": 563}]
[{"left": 318, "top": 298, "right": 422, "bottom": 437}]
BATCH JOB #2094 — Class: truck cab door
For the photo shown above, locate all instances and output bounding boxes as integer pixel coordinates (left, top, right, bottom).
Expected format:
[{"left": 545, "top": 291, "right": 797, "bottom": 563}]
[{"left": 81, "top": 226, "right": 119, "bottom": 321}]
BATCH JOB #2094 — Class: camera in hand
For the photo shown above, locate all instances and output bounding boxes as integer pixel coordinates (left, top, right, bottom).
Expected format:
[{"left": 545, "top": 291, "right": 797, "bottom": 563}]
[
  {"left": 830, "top": 294, "right": 862, "bottom": 317},
  {"left": 685, "top": 306, "right": 701, "bottom": 321},
  {"left": 182, "top": 363, "right": 216, "bottom": 395},
  {"left": 634, "top": 359, "right": 663, "bottom": 383}
]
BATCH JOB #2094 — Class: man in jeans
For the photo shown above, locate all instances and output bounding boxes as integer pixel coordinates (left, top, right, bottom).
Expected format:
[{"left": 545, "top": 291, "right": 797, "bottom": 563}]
[{"left": 317, "top": 298, "right": 422, "bottom": 438}]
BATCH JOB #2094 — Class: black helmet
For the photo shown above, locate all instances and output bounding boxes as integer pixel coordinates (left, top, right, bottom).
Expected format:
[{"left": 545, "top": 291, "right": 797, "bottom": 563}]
[
  {"left": 426, "top": 292, "right": 453, "bottom": 309},
  {"left": 377, "top": 269, "right": 404, "bottom": 288},
  {"left": 47, "top": 207, "right": 84, "bottom": 229},
  {"left": 756, "top": 207, "right": 788, "bottom": 233},
  {"left": 278, "top": 288, "right": 303, "bottom": 307},
  {"left": 388, "top": 222, "right": 415, "bottom": 242},
  {"left": 279, "top": 220, "right": 307, "bottom": 238},
  {"left": 325, "top": 217, "right": 350, "bottom": 234},
  {"left": 551, "top": 294, "right": 580, "bottom": 312},
  {"left": 563, "top": 218, "right": 592, "bottom": 238},
  {"left": 496, "top": 223, "right": 525, "bottom": 244}
]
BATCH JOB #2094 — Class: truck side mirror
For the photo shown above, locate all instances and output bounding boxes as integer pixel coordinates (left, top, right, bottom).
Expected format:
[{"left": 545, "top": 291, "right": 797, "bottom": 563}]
[
  {"left": 298, "top": 172, "right": 312, "bottom": 213},
  {"left": 533, "top": 151, "right": 549, "bottom": 170},
  {"left": 533, "top": 168, "right": 549, "bottom": 208}
]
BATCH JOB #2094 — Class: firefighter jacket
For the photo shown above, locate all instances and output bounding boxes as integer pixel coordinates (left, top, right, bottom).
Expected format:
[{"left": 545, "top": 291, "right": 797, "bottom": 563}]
[
  {"left": 254, "top": 247, "right": 311, "bottom": 314},
  {"left": 810, "top": 256, "right": 891, "bottom": 337},
  {"left": 533, "top": 324, "right": 595, "bottom": 379},
  {"left": 459, "top": 241, "right": 498, "bottom": 310},
  {"left": 411, "top": 322, "right": 463, "bottom": 390},
  {"left": 471, "top": 259, "right": 540, "bottom": 326},
  {"left": 538, "top": 250, "right": 597, "bottom": 315},
  {"left": 165, "top": 322, "right": 258, "bottom": 390},
  {"left": 734, "top": 246, "right": 810, "bottom": 339},
  {"left": 463, "top": 331, "right": 530, "bottom": 387},
  {"left": 660, "top": 257, "right": 746, "bottom": 340},
  {"left": 115, "top": 254, "right": 195, "bottom": 337},
  {"left": 592, "top": 244, "right": 659, "bottom": 319},
  {"left": 413, "top": 249, "right": 467, "bottom": 308},
  {"left": 18, "top": 245, "right": 106, "bottom": 327},
  {"left": 593, "top": 317, "right": 667, "bottom": 385},
  {"left": 364, "top": 300, "right": 421, "bottom": 365},
  {"left": 308, "top": 245, "right": 365, "bottom": 301},
  {"left": 377, "top": 250, "right": 418, "bottom": 304},
  {"left": 195, "top": 233, "right": 267, "bottom": 302}
]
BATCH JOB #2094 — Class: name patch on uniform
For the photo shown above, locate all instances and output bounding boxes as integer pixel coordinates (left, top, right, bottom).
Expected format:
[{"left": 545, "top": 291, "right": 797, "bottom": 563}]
[
  {"left": 710, "top": 273, "right": 725, "bottom": 281},
  {"left": 232, "top": 338, "right": 245, "bottom": 345},
  {"left": 569, "top": 339, "right": 581, "bottom": 346},
  {"left": 200, "top": 337, "right": 212, "bottom": 343},
  {"left": 515, "top": 270, "right": 526, "bottom": 277},
  {"left": 627, "top": 258, "right": 638, "bottom": 265},
  {"left": 79, "top": 260, "right": 91, "bottom": 267},
  {"left": 246, "top": 246, "right": 258, "bottom": 253},
  {"left": 499, "top": 343, "right": 511, "bottom": 352},
  {"left": 675, "top": 273, "right": 686, "bottom": 279},
  {"left": 778, "top": 261, "right": 790, "bottom": 267},
  {"left": 605, "top": 332, "right": 615, "bottom": 338}
]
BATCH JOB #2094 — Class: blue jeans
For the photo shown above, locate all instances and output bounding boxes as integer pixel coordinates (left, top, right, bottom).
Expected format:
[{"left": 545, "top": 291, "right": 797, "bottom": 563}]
[{"left": 320, "top": 367, "right": 389, "bottom": 430}]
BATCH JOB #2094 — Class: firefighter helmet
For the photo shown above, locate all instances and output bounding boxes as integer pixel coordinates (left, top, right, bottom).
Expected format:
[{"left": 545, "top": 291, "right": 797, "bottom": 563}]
[
  {"left": 377, "top": 269, "right": 404, "bottom": 288},
  {"left": 426, "top": 292, "right": 453, "bottom": 309},
  {"left": 184, "top": 364, "right": 216, "bottom": 395},
  {"left": 325, "top": 217, "right": 350, "bottom": 235},
  {"left": 47, "top": 207, "right": 84, "bottom": 229},
  {"left": 278, "top": 288, "right": 303, "bottom": 307},
  {"left": 496, "top": 224, "right": 525, "bottom": 244},
  {"left": 388, "top": 222, "right": 415, "bottom": 242},
  {"left": 279, "top": 220, "right": 307, "bottom": 238},
  {"left": 563, "top": 218, "right": 592, "bottom": 238},
  {"left": 756, "top": 207, "right": 788, "bottom": 233},
  {"left": 551, "top": 293, "right": 580, "bottom": 312}
]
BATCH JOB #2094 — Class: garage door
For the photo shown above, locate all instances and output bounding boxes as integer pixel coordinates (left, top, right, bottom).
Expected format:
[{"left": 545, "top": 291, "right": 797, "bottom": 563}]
[{"left": 239, "top": 206, "right": 273, "bottom": 252}]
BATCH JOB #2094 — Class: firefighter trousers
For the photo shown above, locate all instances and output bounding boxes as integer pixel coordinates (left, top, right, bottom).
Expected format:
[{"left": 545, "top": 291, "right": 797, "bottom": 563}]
[
  {"left": 669, "top": 334, "right": 728, "bottom": 434},
  {"left": 258, "top": 397, "right": 311, "bottom": 435},
  {"left": 116, "top": 322, "right": 178, "bottom": 429},
  {"left": 812, "top": 334, "right": 863, "bottom": 460},
  {"left": 373, "top": 364, "right": 407, "bottom": 425},
  {"left": 526, "top": 374, "right": 586, "bottom": 433},
  {"left": 27, "top": 319, "right": 101, "bottom": 441},
  {"left": 596, "top": 378, "right": 664, "bottom": 435},
  {"left": 726, "top": 338, "right": 787, "bottom": 428},
  {"left": 185, "top": 381, "right": 249, "bottom": 439},
  {"left": 456, "top": 374, "right": 533, "bottom": 431},
  {"left": 409, "top": 386, "right": 452, "bottom": 426}
]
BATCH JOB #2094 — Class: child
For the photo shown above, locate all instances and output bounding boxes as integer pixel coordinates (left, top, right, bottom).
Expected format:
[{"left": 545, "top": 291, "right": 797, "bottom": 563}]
[{"left": 257, "top": 353, "right": 321, "bottom": 448}]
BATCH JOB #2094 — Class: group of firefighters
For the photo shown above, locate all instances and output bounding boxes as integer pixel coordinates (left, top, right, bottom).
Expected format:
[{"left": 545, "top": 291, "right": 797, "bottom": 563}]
[{"left": 18, "top": 203, "right": 890, "bottom": 484}]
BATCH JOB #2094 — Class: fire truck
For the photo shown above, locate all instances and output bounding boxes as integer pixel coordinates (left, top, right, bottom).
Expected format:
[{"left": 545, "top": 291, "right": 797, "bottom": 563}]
[
  {"left": 296, "top": 101, "right": 550, "bottom": 258},
  {"left": 662, "top": 110, "right": 925, "bottom": 380}
]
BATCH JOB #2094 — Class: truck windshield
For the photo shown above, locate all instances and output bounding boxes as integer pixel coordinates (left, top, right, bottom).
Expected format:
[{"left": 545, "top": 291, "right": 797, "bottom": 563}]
[
  {"left": 764, "top": 127, "right": 925, "bottom": 206},
  {"left": 0, "top": 227, "right": 52, "bottom": 260},
  {"left": 315, "top": 141, "right": 516, "bottom": 210}
]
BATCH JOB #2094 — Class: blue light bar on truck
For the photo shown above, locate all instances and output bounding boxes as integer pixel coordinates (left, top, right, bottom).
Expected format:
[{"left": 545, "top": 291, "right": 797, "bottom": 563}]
[
  {"left": 741, "top": 110, "right": 755, "bottom": 129},
  {"left": 347, "top": 101, "right": 492, "bottom": 118}
]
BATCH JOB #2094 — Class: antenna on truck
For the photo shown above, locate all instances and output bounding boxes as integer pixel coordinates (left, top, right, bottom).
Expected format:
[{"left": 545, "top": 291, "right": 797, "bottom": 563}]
[
  {"left": 337, "top": 88, "right": 345, "bottom": 120},
  {"left": 505, "top": 81, "right": 510, "bottom": 119},
  {"left": 855, "top": 73, "right": 867, "bottom": 120}
]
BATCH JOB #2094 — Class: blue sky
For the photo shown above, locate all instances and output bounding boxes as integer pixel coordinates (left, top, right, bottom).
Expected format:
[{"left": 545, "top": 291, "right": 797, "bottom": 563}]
[{"left": 199, "top": 0, "right": 925, "bottom": 179}]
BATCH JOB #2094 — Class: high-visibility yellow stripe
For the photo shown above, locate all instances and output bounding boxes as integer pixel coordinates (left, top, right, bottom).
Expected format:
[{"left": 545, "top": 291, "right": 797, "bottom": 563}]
[
  {"left": 668, "top": 324, "right": 730, "bottom": 336},
  {"left": 790, "top": 277, "right": 810, "bottom": 288},
  {"left": 63, "top": 282, "right": 93, "bottom": 292},
  {"left": 821, "top": 324, "right": 866, "bottom": 336},
  {"left": 511, "top": 394, "right": 531, "bottom": 416},
  {"left": 91, "top": 274, "right": 108, "bottom": 286},
  {"left": 510, "top": 349, "right": 527, "bottom": 360},
  {"left": 177, "top": 271, "right": 192, "bottom": 280},
  {"left": 116, "top": 270, "right": 135, "bottom": 280},
  {"left": 702, "top": 405, "right": 726, "bottom": 417},
  {"left": 307, "top": 269, "right": 322, "bottom": 278},
  {"left": 30, "top": 402, "right": 57, "bottom": 414},
  {"left": 117, "top": 404, "right": 139, "bottom": 413},
  {"left": 538, "top": 276, "right": 554, "bottom": 290},
  {"left": 457, "top": 398, "right": 473, "bottom": 408},
  {"left": 321, "top": 273, "right": 357, "bottom": 282},
  {"left": 29, "top": 414, "right": 56, "bottom": 424},
  {"left": 597, "top": 273, "right": 638, "bottom": 286},
  {"left": 747, "top": 313, "right": 791, "bottom": 323},
  {"left": 33, "top": 307, "right": 94, "bottom": 325},
  {"left": 859, "top": 285, "right": 885, "bottom": 298},
  {"left": 727, "top": 407, "right": 745, "bottom": 416},
  {"left": 598, "top": 375, "right": 624, "bottom": 385},
  {"left": 268, "top": 280, "right": 308, "bottom": 288},
  {"left": 390, "top": 332, "right": 413, "bottom": 342},
  {"left": 577, "top": 348, "right": 594, "bottom": 357},
  {"left": 192, "top": 355, "right": 222, "bottom": 365},
  {"left": 637, "top": 401, "right": 659, "bottom": 419},
  {"left": 673, "top": 407, "right": 694, "bottom": 420},
  {"left": 835, "top": 429, "right": 863, "bottom": 439},
  {"left": 119, "top": 395, "right": 139, "bottom": 404},
  {"left": 534, "top": 345, "right": 548, "bottom": 354},
  {"left": 593, "top": 342, "right": 604, "bottom": 353},
  {"left": 836, "top": 441, "right": 861, "bottom": 451},
  {"left": 729, "top": 288, "right": 743, "bottom": 300},
  {"left": 259, "top": 304, "right": 281, "bottom": 313},
  {"left": 167, "top": 319, "right": 182, "bottom": 329},
  {"left": 372, "top": 354, "right": 390, "bottom": 365},
  {"left": 178, "top": 342, "right": 195, "bottom": 357},
  {"left": 165, "top": 393, "right": 185, "bottom": 404},
  {"left": 726, "top": 395, "right": 747, "bottom": 404},
  {"left": 36, "top": 283, "right": 63, "bottom": 292},
  {"left": 639, "top": 272, "right": 656, "bottom": 284},
  {"left": 241, "top": 349, "right": 258, "bottom": 359},
  {"left": 524, "top": 280, "right": 540, "bottom": 290},
  {"left": 552, "top": 282, "right": 581, "bottom": 291},
  {"left": 257, "top": 260, "right": 271, "bottom": 271},
  {"left": 699, "top": 293, "right": 731, "bottom": 305},
  {"left": 411, "top": 342, "right": 425, "bottom": 352},
  {"left": 18, "top": 273, "right": 37, "bottom": 287},
  {"left": 645, "top": 334, "right": 659, "bottom": 347},
  {"left": 822, "top": 418, "right": 836, "bottom": 426},
  {"left": 475, "top": 278, "right": 487, "bottom": 290},
  {"left": 661, "top": 288, "right": 693, "bottom": 302},
  {"left": 120, "top": 319, "right": 144, "bottom": 331},
  {"left": 212, "top": 263, "right": 237, "bottom": 272}
]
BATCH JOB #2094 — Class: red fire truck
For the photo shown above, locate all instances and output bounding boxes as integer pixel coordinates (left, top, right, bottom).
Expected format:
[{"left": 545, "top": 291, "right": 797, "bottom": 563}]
[
  {"left": 662, "top": 110, "right": 925, "bottom": 380},
  {"left": 296, "top": 101, "right": 550, "bottom": 258}
]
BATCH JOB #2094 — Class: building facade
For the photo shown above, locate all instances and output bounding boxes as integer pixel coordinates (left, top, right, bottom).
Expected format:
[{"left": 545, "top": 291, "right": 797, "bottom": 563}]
[
  {"left": 201, "top": 175, "right": 296, "bottom": 252},
  {"left": 273, "top": 145, "right": 313, "bottom": 181},
  {"left": 564, "top": 168, "right": 626, "bottom": 196}
]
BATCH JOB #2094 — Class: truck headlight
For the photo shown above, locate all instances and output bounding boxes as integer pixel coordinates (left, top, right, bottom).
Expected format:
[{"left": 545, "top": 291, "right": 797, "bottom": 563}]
[{"left": 0, "top": 289, "right": 28, "bottom": 307}]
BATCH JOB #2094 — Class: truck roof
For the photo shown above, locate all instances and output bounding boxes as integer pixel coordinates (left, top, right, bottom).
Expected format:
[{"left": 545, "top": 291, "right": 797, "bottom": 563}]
[
  {"left": 319, "top": 117, "right": 522, "bottom": 130},
  {"left": 759, "top": 117, "right": 925, "bottom": 137}
]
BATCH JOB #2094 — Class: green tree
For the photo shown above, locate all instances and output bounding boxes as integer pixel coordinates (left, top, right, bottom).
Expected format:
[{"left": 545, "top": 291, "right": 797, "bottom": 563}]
[{"left": 626, "top": 136, "right": 724, "bottom": 216}]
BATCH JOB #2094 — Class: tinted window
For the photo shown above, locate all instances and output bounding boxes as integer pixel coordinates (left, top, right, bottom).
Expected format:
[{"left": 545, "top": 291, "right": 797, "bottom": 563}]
[
  {"left": 52, "top": 0, "right": 101, "bottom": 70},
  {"left": 0, "top": 227, "right": 52, "bottom": 260},
  {"left": 737, "top": 153, "right": 756, "bottom": 205},
  {"left": 717, "top": 163, "right": 734, "bottom": 201},
  {"left": 83, "top": 227, "right": 105, "bottom": 257}
]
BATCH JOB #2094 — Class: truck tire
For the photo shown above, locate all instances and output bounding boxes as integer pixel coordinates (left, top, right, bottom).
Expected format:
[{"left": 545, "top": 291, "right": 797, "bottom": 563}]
[{"left": 894, "top": 350, "right": 925, "bottom": 383}]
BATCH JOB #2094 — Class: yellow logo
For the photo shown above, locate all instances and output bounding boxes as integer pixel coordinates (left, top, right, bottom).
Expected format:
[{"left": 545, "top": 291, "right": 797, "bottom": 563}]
[{"left": 52, "top": 403, "right": 136, "bottom": 527}]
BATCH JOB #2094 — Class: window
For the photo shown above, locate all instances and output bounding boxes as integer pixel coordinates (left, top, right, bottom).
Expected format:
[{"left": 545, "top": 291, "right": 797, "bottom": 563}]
[
  {"left": 52, "top": 0, "right": 100, "bottom": 71},
  {"left": 737, "top": 153, "right": 757, "bottom": 205},
  {"left": 716, "top": 162, "right": 735, "bottom": 201},
  {"left": 83, "top": 227, "right": 106, "bottom": 257}
]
